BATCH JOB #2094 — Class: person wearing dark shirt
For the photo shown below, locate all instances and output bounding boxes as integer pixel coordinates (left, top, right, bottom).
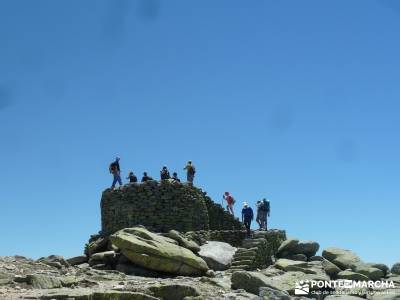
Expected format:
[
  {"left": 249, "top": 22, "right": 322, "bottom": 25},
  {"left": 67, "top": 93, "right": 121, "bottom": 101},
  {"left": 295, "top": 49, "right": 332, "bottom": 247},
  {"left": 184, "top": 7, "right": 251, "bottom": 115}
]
[
  {"left": 241, "top": 202, "right": 254, "bottom": 237},
  {"left": 141, "top": 172, "right": 153, "bottom": 182},
  {"left": 172, "top": 172, "right": 180, "bottom": 182},
  {"left": 262, "top": 198, "right": 270, "bottom": 230},
  {"left": 109, "top": 157, "right": 122, "bottom": 189},
  {"left": 126, "top": 171, "right": 138, "bottom": 183},
  {"left": 160, "top": 166, "right": 171, "bottom": 180}
]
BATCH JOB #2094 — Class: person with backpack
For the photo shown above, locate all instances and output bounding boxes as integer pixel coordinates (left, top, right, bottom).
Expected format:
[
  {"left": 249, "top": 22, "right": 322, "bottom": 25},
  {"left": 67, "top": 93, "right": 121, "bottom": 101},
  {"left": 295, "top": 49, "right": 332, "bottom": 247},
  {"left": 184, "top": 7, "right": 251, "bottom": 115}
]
[
  {"left": 141, "top": 172, "right": 153, "bottom": 182},
  {"left": 242, "top": 202, "right": 254, "bottom": 237},
  {"left": 109, "top": 157, "right": 122, "bottom": 189},
  {"left": 126, "top": 171, "right": 138, "bottom": 183},
  {"left": 183, "top": 161, "right": 196, "bottom": 185},
  {"left": 261, "top": 198, "right": 270, "bottom": 230},
  {"left": 256, "top": 200, "right": 264, "bottom": 230},
  {"left": 223, "top": 191, "right": 235, "bottom": 216},
  {"left": 160, "top": 166, "right": 171, "bottom": 180}
]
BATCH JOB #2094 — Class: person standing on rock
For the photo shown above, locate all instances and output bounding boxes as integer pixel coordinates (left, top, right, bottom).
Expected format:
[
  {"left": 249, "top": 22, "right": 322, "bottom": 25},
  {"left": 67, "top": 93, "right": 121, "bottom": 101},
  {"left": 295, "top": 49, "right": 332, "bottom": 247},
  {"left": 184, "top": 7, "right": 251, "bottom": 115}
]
[
  {"left": 172, "top": 172, "right": 181, "bottom": 182},
  {"left": 262, "top": 198, "right": 270, "bottom": 230},
  {"left": 141, "top": 172, "right": 153, "bottom": 182},
  {"left": 242, "top": 202, "right": 254, "bottom": 237},
  {"left": 160, "top": 166, "right": 171, "bottom": 180},
  {"left": 256, "top": 200, "right": 264, "bottom": 230},
  {"left": 109, "top": 157, "right": 122, "bottom": 190},
  {"left": 126, "top": 171, "right": 138, "bottom": 183},
  {"left": 183, "top": 161, "right": 196, "bottom": 185},
  {"left": 223, "top": 192, "right": 235, "bottom": 216}
]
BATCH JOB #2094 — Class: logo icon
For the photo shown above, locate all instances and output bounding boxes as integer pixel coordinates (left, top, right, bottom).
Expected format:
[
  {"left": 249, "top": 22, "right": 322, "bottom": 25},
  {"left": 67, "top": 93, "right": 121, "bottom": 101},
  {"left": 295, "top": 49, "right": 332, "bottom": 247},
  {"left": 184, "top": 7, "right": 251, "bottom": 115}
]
[{"left": 295, "top": 280, "right": 310, "bottom": 295}]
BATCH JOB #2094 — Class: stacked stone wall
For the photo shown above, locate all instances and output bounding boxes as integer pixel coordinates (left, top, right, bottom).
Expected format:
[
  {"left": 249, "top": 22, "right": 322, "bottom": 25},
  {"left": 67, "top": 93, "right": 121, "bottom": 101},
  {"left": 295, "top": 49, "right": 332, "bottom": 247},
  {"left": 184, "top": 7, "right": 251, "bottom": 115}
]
[
  {"left": 101, "top": 181, "right": 209, "bottom": 235},
  {"left": 100, "top": 181, "right": 243, "bottom": 235},
  {"left": 203, "top": 196, "right": 245, "bottom": 231}
]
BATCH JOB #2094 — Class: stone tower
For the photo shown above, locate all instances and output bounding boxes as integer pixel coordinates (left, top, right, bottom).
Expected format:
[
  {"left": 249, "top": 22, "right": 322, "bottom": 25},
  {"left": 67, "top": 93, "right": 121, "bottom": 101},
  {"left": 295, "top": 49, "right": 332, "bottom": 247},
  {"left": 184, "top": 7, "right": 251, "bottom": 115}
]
[{"left": 101, "top": 180, "right": 243, "bottom": 235}]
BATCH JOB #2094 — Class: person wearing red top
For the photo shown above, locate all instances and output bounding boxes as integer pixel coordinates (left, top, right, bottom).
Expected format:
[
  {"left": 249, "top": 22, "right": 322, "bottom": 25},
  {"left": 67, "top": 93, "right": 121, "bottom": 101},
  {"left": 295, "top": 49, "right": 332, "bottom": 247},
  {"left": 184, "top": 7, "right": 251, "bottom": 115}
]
[{"left": 223, "top": 191, "right": 235, "bottom": 216}]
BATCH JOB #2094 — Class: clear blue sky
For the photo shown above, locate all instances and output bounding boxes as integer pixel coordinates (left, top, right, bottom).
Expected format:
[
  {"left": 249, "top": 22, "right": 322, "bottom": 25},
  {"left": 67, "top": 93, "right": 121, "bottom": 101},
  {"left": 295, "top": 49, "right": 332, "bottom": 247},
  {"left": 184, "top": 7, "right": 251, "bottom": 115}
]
[{"left": 0, "top": 0, "right": 399, "bottom": 267}]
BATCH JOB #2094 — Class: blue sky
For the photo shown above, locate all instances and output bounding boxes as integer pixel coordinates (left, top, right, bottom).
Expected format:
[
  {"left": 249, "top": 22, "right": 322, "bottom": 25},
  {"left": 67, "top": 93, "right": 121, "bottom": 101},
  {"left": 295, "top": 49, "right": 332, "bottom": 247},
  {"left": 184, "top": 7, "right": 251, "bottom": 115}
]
[{"left": 0, "top": 0, "right": 399, "bottom": 267}]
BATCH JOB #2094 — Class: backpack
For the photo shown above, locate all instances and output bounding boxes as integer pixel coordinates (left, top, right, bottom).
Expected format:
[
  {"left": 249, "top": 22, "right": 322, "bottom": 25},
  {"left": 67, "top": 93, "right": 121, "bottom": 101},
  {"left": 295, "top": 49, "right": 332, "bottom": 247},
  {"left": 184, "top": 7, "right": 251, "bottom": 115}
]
[{"left": 262, "top": 200, "right": 270, "bottom": 212}]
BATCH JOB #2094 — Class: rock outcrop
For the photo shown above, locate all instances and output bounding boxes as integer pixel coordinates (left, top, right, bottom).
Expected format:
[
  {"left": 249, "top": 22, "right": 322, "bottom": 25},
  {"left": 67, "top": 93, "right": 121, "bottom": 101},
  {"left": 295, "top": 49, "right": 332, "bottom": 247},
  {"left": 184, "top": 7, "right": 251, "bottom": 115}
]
[
  {"left": 0, "top": 227, "right": 398, "bottom": 300},
  {"left": 322, "top": 247, "right": 361, "bottom": 270},
  {"left": 277, "top": 238, "right": 319, "bottom": 259},
  {"left": 392, "top": 263, "right": 400, "bottom": 275},
  {"left": 110, "top": 227, "right": 209, "bottom": 276},
  {"left": 198, "top": 241, "right": 237, "bottom": 271},
  {"left": 1, "top": 183, "right": 397, "bottom": 300}
]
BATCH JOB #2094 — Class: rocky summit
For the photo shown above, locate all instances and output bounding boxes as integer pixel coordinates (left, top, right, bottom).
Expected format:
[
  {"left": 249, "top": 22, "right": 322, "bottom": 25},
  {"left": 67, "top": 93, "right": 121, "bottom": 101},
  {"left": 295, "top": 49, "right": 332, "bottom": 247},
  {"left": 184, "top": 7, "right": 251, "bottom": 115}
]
[{"left": 1, "top": 182, "right": 399, "bottom": 299}]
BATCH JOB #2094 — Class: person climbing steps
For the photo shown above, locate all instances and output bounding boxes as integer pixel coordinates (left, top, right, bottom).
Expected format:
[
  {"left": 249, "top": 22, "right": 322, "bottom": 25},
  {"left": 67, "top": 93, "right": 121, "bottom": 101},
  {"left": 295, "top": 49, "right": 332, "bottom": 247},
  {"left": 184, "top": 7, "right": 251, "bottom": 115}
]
[
  {"left": 241, "top": 202, "right": 254, "bottom": 237},
  {"left": 223, "top": 192, "right": 235, "bottom": 216}
]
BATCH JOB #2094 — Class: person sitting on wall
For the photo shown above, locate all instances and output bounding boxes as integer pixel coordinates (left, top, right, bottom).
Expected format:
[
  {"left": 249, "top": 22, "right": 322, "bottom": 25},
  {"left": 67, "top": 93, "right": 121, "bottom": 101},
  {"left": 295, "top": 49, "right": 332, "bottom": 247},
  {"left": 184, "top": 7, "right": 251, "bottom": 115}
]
[
  {"left": 160, "top": 166, "right": 171, "bottom": 180},
  {"left": 223, "top": 191, "right": 235, "bottom": 216},
  {"left": 126, "top": 171, "right": 138, "bottom": 183},
  {"left": 109, "top": 157, "right": 122, "bottom": 190},
  {"left": 183, "top": 160, "right": 196, "bottom": 185},
  {"left": 242, "top": 202, "right": 254, "bottom": 237},
  {"left": 141, "top": 172, "right": 153, "bottom": 182},
  {"left": 172, "top": 172, "right": 181, "bottom": 182}
]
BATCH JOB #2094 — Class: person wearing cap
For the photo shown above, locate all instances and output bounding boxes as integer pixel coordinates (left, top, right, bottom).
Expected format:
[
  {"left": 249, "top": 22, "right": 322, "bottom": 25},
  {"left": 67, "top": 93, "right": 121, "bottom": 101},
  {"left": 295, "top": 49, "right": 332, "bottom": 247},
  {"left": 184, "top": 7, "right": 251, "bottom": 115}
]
[
  {"left": 172, "top": 172, "right": 181, "bottom": 182},
  {"left": 109, "top": 157, "right": 122, "bottom": 189},
  {"left": 242, "top": 202, "right": 254, "bottom": 237},
  {"left": 183, "top": 161, "right": 196, "bottom": 185},
  {"left": 160, "top": 166, "right": 171, "bottom": 180},
  {"left": 223, "top": 191, "right": 235, "bottom": 216},
  {"left": 141, "top": 172, "right": 153, "bottom": 182},
  {"left": 126, "top": 171, "right": 138, "bottom": 183}
]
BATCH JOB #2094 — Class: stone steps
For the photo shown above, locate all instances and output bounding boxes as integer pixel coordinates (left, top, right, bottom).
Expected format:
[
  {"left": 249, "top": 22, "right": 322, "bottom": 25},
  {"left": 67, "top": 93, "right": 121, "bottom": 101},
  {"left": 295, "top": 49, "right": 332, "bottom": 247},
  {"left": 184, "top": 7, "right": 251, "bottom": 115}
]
[
  {"left": 233, "top": 254, "right": 254, "bottom": 261},
  {"left": 230, "top": 247, "right": 254, "bottom": 271},
  {"left": 228, "top": 234, "right": 268, "bottom": 272},
  {"left": 228, "top": 265, "right": 251, "bottom": 272},
  {"left": 242, "top": 238, "right": 265, "bottom": 249},
  {"left": 231, "top": 260, "right": 253, "bottom": 266},
  {"left": 235, "top": 250, "right": 256, "bottom": 256},
  {"left": 252, "top": 231, "right": 270, "bottom": 239},
  {"left": 236, "top": 247, "right": 258, "bottom": 253}
]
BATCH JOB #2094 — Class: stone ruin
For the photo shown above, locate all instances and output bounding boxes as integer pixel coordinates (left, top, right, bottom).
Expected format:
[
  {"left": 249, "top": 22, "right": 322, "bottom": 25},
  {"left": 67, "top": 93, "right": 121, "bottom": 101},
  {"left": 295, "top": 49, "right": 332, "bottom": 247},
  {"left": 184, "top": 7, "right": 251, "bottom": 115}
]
[
  {"left": 100, "top": 180, "right": 244, "bottom": 235},
  {"left": 80, "top": 180, "right": 287, "bottom": 277}
]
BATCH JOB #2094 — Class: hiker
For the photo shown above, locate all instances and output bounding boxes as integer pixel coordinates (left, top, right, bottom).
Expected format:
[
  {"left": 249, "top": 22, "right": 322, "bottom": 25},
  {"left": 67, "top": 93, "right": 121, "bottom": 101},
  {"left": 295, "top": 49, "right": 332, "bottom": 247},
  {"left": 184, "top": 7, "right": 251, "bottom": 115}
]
[
  {"left": 172, "top": 172, "right": 181, "bottom": 182},
  {"left": 261, "top": 198, "right": 270, "bottom": 230},
  {"left": 109, "top": 157, "right": 122, "bottom": 189},
  {"left": 126, "top": 171, "right": 138, "bottom": 183},
  {"left": 223, "top": 192, "right": 235, "bottom": 216},
  {"left": 160, "top": 166, "right": 171, "bottom": 180},
  {"left": 183, "top": 161, "right": 196, "bottom": 184},
  {"left": 256, "top": 200, "right": 263, "bottom": 230},
  {"left": 141, "top": 172, "right": 153, "bottom": 182},
  {"left": 242, "top": 202, "right": 254, "bottom": 237}
]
